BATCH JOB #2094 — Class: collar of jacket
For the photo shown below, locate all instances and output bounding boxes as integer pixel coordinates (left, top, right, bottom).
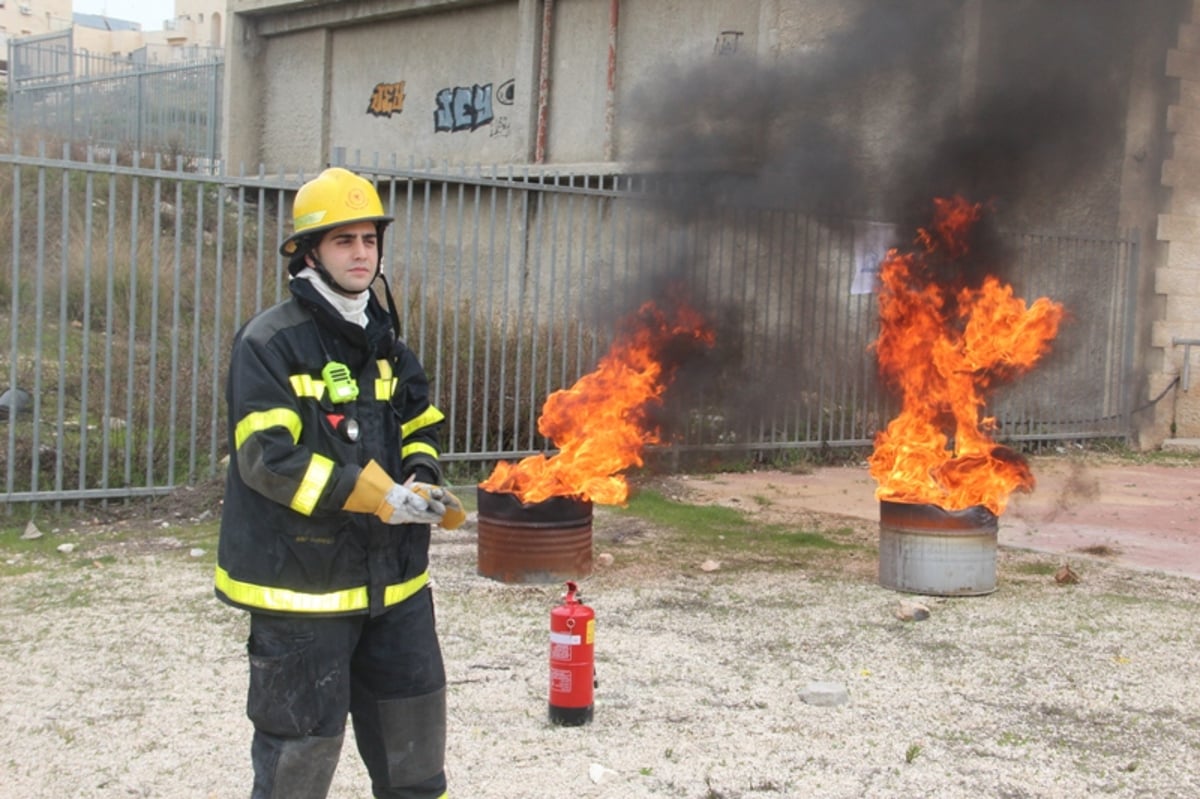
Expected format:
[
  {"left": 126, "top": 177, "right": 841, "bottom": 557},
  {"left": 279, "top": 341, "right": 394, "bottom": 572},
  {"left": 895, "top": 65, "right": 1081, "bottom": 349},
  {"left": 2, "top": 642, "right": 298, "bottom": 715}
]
[{"left": 289, "top": 277, "right": 394, "bottom": 357}]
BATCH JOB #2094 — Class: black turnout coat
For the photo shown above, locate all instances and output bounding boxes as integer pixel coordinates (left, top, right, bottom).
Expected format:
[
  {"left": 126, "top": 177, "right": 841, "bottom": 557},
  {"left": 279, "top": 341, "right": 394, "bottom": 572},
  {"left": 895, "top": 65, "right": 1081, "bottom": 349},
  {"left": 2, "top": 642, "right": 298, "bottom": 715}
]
[{"left": 216, "top": 278, "right": 444, "bottom": 617}]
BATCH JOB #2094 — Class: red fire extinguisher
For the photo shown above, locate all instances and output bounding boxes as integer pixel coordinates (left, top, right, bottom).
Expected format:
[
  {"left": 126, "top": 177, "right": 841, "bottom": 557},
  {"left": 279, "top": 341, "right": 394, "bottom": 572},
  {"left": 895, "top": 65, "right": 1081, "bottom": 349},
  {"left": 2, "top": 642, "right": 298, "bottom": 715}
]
[{"left": 549, "top": 580, "right": 595, "bottom": 726}]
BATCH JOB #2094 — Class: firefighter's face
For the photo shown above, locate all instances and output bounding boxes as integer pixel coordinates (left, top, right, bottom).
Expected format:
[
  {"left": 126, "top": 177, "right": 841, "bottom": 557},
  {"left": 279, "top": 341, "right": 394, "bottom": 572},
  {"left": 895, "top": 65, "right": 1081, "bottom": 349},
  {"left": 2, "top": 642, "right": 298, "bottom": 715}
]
[{"left": 309, "top": 221, "right": 379, "bottom": 295}]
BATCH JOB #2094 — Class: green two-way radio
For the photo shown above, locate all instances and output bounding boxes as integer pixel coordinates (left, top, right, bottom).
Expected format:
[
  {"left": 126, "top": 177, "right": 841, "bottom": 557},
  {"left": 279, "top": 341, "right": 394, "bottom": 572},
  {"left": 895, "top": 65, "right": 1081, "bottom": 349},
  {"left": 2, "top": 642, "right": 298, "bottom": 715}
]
[{"left": 322, "top": 361, "right": 359, "bottom": 404}]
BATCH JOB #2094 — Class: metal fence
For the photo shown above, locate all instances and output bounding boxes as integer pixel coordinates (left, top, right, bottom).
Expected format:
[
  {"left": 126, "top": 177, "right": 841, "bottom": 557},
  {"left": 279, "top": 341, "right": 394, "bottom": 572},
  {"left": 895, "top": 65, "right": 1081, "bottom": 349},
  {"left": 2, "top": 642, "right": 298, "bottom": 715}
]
[
  {"left": 0, "top": 149, "right": 1139, "bottom": 506},
  {"left": 7, "top": 30, "right": 223, "bottom": 163}
]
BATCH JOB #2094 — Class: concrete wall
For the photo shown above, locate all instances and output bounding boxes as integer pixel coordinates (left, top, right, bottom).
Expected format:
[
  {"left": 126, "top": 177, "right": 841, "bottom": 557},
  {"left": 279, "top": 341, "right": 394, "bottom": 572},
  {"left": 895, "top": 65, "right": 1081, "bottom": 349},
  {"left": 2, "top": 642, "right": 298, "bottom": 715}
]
[
  {"left": 221, "top": 0, "right": 1195, "bottom": 450},
  {"left": 259, "top": 27, "right": 329, "bottom": 169},
  {"left": 330, "top": 3, "right": 523, "bottom": 164},
  {"left": 1156, "top": 0, "right": 1200, "bottom": 446}
]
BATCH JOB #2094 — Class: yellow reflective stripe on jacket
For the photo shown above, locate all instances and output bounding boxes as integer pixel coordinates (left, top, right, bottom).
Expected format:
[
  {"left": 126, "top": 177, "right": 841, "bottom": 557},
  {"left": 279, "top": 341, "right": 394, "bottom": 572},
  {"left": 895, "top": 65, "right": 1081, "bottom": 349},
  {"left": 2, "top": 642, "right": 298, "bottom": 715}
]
[
  {"left": 402, "top": 405, "right": 445, "bottom": 438},
  {"left": 235, "top": 408, "right": 302, "bottom": 449},
  {"left": 375, "top": 359, "right": 397, "bottom": 399},
  {"left": 402, "top": 441, "right": 439, "bottom": 461},
  {"left": 289, "top": 374, "right": 327, "bottom": 400},
  {"left": 291, "top": 454, "right": 333, "bottom": 515},
  {"left": 214, "top": 566, "right": 430, "bottom": 614},
  {"left": 293, "top": 367, "right": 401, "bottom": 403}
]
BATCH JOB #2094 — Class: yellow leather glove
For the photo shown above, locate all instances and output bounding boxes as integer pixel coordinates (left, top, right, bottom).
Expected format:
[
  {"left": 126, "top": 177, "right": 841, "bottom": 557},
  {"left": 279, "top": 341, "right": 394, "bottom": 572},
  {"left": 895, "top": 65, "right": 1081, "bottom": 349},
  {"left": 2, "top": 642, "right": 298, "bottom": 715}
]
[
  {"left": 409, "top": 482, "right": 467, "bottom": 530},
  {"left": 343, "top": 461, "right": 440, "bottom": 525}
]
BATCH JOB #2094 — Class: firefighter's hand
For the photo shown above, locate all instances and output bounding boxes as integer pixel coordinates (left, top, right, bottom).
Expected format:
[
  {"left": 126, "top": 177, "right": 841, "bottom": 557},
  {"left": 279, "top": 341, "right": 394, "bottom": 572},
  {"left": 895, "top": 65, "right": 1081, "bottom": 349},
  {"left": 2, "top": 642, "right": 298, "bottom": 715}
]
[
  {"left": 408, "top": 481, "right": 468, "bottom": 530},
  {"left": 378, "top": 481, "right": 443, "bottom": 526}
]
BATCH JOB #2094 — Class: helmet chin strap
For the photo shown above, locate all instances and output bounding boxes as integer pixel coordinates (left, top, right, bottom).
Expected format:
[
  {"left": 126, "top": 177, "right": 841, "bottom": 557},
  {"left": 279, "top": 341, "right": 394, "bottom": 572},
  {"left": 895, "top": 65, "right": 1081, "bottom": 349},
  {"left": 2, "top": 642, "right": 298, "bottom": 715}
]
[
  {"left": 303, "top": 250, "right": 402, "bottom": 337},
  {"left": 305, "top": 252, "right": 376, "bottom": 298}
]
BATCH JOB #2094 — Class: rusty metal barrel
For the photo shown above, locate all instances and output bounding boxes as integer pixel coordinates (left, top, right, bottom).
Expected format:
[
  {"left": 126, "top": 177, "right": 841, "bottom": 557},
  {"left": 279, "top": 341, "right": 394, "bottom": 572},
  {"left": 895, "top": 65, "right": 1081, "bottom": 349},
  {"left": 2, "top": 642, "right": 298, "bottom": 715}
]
[
  {"left": 878, "top": 500, "right": 998, "bottom": 596},
  {"left": 476, "top": 487, "right": 593, "bottom": 583}
]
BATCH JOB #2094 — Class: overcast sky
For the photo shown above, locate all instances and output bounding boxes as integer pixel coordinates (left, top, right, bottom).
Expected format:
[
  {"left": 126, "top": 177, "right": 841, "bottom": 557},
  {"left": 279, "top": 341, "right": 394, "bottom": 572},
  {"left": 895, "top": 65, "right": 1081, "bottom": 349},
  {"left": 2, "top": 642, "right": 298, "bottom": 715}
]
[{"left": 73, "top": 1, "right": 174, "bottom": 30}]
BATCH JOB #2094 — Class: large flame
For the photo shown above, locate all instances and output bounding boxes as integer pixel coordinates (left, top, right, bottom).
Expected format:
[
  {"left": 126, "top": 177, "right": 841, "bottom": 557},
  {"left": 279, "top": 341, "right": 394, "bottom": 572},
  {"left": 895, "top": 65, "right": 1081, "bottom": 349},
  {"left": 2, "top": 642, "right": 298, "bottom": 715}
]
[
  {"left": 480, "top": 299, "right": 715, "bottom": 505},
  {"left": 868, "top": 197, "right": 1065, "bottom": 515}
]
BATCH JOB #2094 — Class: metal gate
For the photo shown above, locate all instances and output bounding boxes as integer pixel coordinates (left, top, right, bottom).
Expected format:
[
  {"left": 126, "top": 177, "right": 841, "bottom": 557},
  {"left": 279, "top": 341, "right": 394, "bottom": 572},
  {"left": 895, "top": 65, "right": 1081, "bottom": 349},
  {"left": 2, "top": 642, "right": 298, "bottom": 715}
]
[
  {"left": 7, "top": 30, "right": 223, "bottom": 164},
  {"left": 0, "top": 150, "right": 1138, "bottom": 505}
]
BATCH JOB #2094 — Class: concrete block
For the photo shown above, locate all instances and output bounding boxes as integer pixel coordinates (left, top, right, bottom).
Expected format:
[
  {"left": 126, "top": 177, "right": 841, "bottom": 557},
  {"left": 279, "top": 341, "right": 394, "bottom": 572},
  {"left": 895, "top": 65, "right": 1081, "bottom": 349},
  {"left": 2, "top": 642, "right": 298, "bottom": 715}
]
[
  {"left": 1166, "top": 294, "right": 1200, "bottom": 322},
  {"left": 1180, "top": 23, "right": 1200, "bottom": 52},
  {"left": 1162, "top": 438, "right": 1200, "bottom": 452},
  {"left": 1155, "top": 267, "right": 1200, "bottom": 296},
  {"left": 1161, "top": 237, "right": 1200, "bottom": 268},
  {"left": 1167, "top": 48, "right": 1200, "bottom": 81},
  {"left": 1175, "top": 392, "right": 1200, "bottom": 437},
  {"left": 1152, "top": 320, "right": 1200, "bottom": 348},
  {"left": 1166, "top": 103, "right": 1200, "bottom": 135},
  {"left": 1162, "top": 188, "right": 1200, "bottom": 218},
  {"left": 800, "top": 681, "right": 849, "bottom": 707},
  {"left": 1157, "top": 213, "right": 1200, "bottom": 243},
  {"left": 1162, "top": 181, "right": 1200, "bottom": 209},
  {"left": 1165, "top": 121, "right": 1200, "bottom": 152},
  {"left": 1179, "top": 76, "right": 1200, "bottom": 106}
]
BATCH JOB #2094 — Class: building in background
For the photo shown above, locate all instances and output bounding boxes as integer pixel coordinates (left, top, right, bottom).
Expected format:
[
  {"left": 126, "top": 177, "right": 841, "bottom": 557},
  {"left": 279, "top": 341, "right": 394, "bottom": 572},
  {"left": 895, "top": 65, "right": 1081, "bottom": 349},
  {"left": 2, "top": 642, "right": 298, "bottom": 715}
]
[
  {"left": 74, "top": 0, "right": 224, "bottom": 63},
  {"left": 145, "top": 0, "right": 224, "bottom": 53},
  {"left": 0, "top": 0, "right": 72, "bottom": 60},
  {"left": 5, "top": 1, "right": 225, "bottom": 158},
  {"left": 220, "top": 0, "right": 1200, "bottom": 451},
  {"left": 0, "top": 1, "right": 224, "bottom": 69}
]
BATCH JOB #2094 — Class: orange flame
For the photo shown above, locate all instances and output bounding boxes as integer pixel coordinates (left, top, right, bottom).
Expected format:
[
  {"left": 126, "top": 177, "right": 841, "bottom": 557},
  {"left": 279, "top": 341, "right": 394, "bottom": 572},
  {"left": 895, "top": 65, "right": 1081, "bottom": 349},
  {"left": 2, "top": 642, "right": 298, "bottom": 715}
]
[
  {"left": 868, "top": 197, "right": 1065, "bottom": 515},
  {"left": 480, "top": 299, "right": 715, "bottom": 505}
]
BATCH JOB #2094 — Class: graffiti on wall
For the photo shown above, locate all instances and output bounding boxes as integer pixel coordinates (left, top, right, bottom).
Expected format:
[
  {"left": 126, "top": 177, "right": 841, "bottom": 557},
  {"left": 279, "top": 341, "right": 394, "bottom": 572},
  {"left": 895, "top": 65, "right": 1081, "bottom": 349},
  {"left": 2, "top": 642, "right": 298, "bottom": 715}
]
[
  {"left": 435, "top": 83, "right": 494, "bottom": 132},
  {"left": 714, "top": 30, "right": 743, "bottom": 56},
  {"left": 367, "top": 81, "right": 407, "bottom": 117},
  {"left": 364, "top": 77, "right": 515, "bottom": 133},
  {"left": 489, "top": 79, "right": 515, "bottom": 138}
]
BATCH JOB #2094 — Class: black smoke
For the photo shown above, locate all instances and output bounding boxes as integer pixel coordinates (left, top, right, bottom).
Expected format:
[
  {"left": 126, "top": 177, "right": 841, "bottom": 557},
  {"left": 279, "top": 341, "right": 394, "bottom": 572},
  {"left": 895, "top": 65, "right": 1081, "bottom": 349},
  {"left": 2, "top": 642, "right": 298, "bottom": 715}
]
[{"left": 616, "top": 0, "right": 1178, "bottom": 452}]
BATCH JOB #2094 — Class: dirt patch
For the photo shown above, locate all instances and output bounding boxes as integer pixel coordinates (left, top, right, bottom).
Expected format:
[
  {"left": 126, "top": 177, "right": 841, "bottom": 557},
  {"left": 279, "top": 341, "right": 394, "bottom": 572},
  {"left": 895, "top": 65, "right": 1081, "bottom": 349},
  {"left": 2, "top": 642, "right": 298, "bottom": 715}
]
[{"left": 3, "top": 458, "right": 1200, "bottom": 798}]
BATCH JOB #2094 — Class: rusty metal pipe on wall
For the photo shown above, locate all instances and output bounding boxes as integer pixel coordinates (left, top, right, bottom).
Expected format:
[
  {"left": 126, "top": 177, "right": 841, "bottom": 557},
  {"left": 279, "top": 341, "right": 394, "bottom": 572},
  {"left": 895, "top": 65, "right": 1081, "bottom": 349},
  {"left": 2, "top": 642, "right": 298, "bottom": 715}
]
[
  {"left": 534, "top": 0, "right": 554, "bottom": 164},
  {"left": 604, "top": 0, "right": 620, "bottom": 161}
]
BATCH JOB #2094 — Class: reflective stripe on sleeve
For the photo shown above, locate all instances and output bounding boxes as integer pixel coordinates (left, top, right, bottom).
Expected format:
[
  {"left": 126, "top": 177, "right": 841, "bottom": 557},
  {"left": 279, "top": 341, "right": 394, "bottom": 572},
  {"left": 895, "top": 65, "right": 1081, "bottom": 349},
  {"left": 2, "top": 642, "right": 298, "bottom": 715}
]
[
  {"left": 401, "top": 405, "right": 445, "bottom": 438},
  {"left": 291, "top": 453, "right": 333, "bottom": 515},
  {"left": 235, "top": 408, "right": 302, "bottom": 449},
  {"left": 402, "top": 441, "right": 439, "bottom": 461},
  {"left": 214, "top": 566, "right": 430, "bottom": 613}
]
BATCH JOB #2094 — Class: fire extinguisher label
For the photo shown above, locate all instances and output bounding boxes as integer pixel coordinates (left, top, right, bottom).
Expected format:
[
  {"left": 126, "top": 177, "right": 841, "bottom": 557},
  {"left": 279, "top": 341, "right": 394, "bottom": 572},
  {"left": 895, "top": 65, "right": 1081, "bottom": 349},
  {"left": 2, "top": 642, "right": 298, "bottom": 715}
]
[
  {"left": 551, "top": 642, "right": 571, "bottom": 661},
  {"left": 585, "top": 619, "right": 594, "bottom": 644},
  {"left": 551, "top": 668, "right": 572, "bottom": 693},
  {"left": 550, "top": 631, "right": 580, "bottom": 646}
]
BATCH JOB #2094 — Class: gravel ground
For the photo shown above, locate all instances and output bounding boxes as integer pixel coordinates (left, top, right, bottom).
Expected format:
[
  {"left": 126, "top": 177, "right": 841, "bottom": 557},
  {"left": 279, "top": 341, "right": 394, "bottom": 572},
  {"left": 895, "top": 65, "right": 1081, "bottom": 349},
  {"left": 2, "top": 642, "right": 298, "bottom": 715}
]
[{"left": 2, "top": 477, "right": 1199, "bottom": 798}]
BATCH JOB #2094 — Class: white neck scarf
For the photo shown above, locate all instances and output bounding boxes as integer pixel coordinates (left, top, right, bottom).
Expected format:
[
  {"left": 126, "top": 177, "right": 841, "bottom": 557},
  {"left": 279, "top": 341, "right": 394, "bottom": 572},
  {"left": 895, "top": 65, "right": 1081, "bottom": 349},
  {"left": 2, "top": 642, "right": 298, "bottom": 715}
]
[{"left": 296, "top": 267, "right": 370, "bottom": 328}]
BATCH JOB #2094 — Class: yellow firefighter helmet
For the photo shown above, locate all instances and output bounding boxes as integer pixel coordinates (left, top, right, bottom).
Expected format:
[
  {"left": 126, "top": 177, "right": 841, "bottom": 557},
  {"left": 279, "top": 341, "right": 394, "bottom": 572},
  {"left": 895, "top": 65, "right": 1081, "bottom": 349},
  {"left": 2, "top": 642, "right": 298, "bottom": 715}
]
[{"left": 279, "top": 167, "right": 394, "bottom": 257}]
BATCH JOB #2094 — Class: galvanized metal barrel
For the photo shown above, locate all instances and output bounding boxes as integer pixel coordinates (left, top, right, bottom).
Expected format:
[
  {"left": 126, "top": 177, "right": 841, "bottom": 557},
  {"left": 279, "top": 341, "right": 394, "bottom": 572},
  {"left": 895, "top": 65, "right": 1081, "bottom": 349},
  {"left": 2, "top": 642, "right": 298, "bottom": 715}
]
[
  {"left": 476, "top": 487, "right": 593, "bottom": 583},
  {"left": 878, "top": 500, "right": 998, "bottom": 596}
]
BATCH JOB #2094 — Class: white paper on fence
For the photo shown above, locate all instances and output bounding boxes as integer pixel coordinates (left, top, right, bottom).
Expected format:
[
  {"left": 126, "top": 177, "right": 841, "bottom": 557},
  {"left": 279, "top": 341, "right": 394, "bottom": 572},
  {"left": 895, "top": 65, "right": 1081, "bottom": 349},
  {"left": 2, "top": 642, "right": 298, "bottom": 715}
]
[{"left": 851, "top": 220, "right": 901, "bottom": 295}]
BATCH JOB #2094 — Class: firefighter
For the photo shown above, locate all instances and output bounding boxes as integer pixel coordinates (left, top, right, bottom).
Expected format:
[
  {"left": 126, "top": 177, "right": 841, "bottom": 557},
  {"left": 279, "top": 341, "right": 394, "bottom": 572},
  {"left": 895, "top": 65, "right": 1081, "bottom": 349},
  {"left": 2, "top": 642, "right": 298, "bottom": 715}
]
[{"left": 216, "top": 166, "right": 463, "bottom": 799}]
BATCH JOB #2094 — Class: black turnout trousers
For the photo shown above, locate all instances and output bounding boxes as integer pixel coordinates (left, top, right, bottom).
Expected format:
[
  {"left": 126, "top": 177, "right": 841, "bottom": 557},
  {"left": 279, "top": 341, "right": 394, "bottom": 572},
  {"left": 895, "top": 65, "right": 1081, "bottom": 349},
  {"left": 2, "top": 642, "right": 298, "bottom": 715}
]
[{"left": 246, "top": 586, "right": 447, "bottom": 799}]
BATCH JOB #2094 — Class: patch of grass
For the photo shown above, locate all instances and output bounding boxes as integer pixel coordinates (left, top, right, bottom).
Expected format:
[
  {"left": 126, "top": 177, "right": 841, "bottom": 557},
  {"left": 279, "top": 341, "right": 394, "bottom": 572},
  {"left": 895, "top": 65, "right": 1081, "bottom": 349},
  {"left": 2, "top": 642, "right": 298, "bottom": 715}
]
[
  {"left": 1011, "top": 561, "right": 1058, "bottom": 576},
  {"left": 1038, "top": 439, "right": 1200, "bottom": 467},
  {"left": 998, "top": 731, "right": 1029, "bottom": 747},
  {"left": 0, "top": 515, "right": 219, "bottom": 580},
  {"left": 614, "top": 488, "right": 861, "bottom": 569}
]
